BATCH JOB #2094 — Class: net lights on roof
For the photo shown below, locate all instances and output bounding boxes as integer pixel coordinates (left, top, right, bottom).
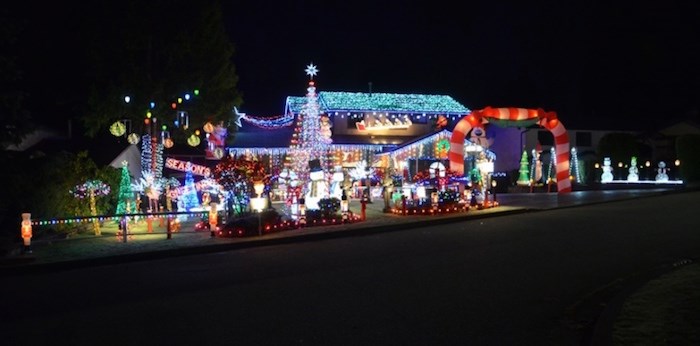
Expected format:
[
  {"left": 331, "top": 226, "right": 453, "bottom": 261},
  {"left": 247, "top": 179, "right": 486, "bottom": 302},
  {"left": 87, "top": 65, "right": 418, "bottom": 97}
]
[
  {"left": 286, "top": 92, "right": 470, "bottom": 117},
  {"left": 241, "top": 113, "right": 295, "bottom": 129}
]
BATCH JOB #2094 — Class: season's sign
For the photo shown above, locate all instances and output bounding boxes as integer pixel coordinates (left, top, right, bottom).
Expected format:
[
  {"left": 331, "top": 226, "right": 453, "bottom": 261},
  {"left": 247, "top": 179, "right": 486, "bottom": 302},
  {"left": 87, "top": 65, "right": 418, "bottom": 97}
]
[{"left": 165, "top": 158, "right": 211, "bottom": 177}]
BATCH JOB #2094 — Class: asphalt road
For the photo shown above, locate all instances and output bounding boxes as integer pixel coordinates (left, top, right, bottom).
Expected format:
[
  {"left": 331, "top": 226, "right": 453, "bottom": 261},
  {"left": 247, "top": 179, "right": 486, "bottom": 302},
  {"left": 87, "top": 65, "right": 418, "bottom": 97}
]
[{"left": 2, "top": 191, "right": 699, "bottom": 345}]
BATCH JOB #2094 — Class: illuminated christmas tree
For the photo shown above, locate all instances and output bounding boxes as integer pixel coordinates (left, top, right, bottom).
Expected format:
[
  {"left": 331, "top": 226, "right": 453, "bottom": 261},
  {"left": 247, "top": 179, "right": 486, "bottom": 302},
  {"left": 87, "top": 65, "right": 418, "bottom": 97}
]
[
  {"left": 181, "top": 167, "right": 200, "bottom": 211},
  {"left": 115, "top": 161, "right": 135, "bottom": 215},
  {"left": 287, "top": 63, "right": 331, "bottom": 183},
  {"left": 517, "top": 150, "right": 530, "bottom": 186}
]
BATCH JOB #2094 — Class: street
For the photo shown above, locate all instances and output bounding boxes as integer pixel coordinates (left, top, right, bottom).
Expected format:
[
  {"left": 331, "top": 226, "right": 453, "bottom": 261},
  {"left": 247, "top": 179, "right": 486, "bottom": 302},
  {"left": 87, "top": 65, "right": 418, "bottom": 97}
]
[{"left": 2, "top": 191, "right": 699, "bottom": 345}]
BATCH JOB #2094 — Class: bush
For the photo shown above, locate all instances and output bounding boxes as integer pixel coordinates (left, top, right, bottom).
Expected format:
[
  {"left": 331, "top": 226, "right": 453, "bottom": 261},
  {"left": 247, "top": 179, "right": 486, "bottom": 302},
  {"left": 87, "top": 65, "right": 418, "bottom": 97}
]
[{"left": 676, "top": 134, "right": 700, "bottom": 183}]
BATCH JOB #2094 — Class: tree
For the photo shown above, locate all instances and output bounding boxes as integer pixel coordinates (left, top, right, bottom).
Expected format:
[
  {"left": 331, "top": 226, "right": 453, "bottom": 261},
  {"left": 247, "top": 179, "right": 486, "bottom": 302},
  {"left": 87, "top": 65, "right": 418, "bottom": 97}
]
[
  {"left": 287, "top": 64, "right": 331, "bottom": 183},
  {"left": 181, "top": 169, "right": 200, "bottom": 211},
  {"left": 517, "top": 150, "right": 530, "bottom": 185},
  {"left": 213, "top": 155, "right": 268, "bottom": 216},
  {"left": 80, "top": 0, "right": 242, "bottom": 143},
  {"left": 115, "top": 162, "right": 135, "bottom": 216},
  {"left": 0, "top": 7, "right": 33, "bottom": 148}
]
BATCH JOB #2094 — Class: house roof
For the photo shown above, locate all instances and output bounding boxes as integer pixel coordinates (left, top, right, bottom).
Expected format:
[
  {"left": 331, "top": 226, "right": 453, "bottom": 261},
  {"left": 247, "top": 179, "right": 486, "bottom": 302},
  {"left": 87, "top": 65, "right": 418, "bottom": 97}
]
[
  {"left": 228, "top": 118, "right": 296, "bottom": 148},
  {"left": 285, "top": 91, "right": 470, "bottom": 115}
]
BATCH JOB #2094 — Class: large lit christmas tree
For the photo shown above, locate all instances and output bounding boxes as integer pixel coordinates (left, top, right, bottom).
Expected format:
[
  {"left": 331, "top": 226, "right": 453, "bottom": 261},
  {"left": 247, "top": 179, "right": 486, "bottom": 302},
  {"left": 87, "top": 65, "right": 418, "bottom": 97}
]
[
  {"left": 115, "top": 161, "right": 135, "bottom": 215},
  {"left": 287, "top": 63, "right": 332, "bottom": 183}
]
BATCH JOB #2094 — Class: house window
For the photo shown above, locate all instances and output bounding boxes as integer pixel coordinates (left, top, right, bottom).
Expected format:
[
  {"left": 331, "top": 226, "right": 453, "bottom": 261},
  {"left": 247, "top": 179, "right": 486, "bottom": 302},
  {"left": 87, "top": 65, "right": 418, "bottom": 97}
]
[
  {"left": 537, "top": 131, "right": 554, "bottom": 146},
  {"left": 576, "top": 132, "right": 592, "bottom": 147}
]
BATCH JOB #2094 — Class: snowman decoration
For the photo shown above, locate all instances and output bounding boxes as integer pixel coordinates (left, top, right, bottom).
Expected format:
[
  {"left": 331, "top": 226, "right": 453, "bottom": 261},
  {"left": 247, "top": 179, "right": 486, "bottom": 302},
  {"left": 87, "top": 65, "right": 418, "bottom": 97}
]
[
  {"left": 330, "top": 165, "right": 345, "bottom": 200},
  {"left": 655, "top": 161, "right": 669, "bottom": 182},
  {"left": 627, "top": 156, "right": 639, "bottom": 182},
  {"left": 305, "top": 159, "right": 329, "bottom": 210},
  {"left": 601, "top": 157, "right": 614, "bottom": 183}
]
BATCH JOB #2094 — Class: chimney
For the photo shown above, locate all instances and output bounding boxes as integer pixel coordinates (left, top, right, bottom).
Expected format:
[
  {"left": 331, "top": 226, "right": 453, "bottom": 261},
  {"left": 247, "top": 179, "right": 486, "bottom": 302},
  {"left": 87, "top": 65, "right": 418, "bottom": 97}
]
[{"left": 368, "top": 82, "right": 372, "bottom": 97}]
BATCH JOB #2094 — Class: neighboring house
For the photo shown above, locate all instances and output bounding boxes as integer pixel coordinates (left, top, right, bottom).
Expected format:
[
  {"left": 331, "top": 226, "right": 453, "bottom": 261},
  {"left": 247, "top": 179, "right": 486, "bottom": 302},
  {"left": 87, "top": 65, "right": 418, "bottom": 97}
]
[{"left": 641, "top": 120, "right": 700, "bottom": 163}]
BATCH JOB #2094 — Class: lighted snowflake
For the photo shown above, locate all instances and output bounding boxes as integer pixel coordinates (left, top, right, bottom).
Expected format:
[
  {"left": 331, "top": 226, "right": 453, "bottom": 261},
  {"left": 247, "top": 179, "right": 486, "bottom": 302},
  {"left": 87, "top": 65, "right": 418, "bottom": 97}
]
[{"left": 305, "top": 63, "right": 319, "bottom": 78}]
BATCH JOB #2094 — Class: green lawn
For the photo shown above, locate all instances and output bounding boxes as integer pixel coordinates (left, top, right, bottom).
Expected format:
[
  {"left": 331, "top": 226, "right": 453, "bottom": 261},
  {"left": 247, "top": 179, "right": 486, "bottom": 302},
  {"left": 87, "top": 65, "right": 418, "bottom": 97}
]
[{"left": 613, "top": 262, "right": 700, "bottom": 345}]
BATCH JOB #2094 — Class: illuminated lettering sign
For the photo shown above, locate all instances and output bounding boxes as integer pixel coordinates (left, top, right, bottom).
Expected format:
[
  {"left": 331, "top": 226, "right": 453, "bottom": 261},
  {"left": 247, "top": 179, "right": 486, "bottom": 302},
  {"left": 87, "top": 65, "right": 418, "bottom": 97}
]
[{"left": 165, "top": 158, "right": 211, "bottom": 177}]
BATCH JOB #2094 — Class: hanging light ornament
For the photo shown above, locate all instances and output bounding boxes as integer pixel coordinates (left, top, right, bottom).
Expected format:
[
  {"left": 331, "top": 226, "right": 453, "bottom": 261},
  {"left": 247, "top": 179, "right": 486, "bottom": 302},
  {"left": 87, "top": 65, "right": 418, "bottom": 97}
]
[
  {"left": 203, "top": 122, "right": 214, "bottom": 133},
  {"left": 110, "top": 121, "right": 126, "bottom": 137},
  {"left": 127, "top": 133, "right": 140, "bottom": 145},
  {"left": 187, "top": 134, "right": 201, "bottom": 147},
  {"left": 163, "top": 138, "right": 174, "bottom": 149}
]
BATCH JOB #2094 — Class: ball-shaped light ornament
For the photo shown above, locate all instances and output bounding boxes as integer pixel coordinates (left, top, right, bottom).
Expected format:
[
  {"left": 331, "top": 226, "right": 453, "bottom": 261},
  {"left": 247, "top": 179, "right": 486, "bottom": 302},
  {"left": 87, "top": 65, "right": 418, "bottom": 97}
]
[
  {"left": 187, "top": 134, "right": 201, "bottom": 147},
  {"left": 213, "top": 147, "right": 224, "bottom": 159},
  {"left": 163, "top": 138, "right": 174, "bottom": 149},
  {"left": 203, "top": 122, "right": 214, "bottom": 134},
  {"left": 127, "top": 133, "right": 140, "bottom": 145},
  {"left": 110, "top": 121, "right": 126, "bottom": 137}
]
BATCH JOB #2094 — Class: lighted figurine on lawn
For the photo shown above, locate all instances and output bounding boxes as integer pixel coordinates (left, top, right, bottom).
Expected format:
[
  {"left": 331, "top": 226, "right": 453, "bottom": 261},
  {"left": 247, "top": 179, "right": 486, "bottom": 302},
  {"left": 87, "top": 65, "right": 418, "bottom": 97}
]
[
  {"left": 601, "top": 157, "right": 614, "bottom": 183},
  {"left": 655, "top": 161, "right": 669, "bottom": 182},
  {"left": 468, "top": 166, "right": 485, "bottom": 207},
  {"left": 627, "top": 156, "right": 639, "bottom": 182},
  {"left": 70, "top": 179, "right": 111, "bottom": 235},
  {"left": 305, "top": 159, "right": 328, "bottom": 210},
  {"left": 330, "top": 165, "right": 345, "bottom": 200}
]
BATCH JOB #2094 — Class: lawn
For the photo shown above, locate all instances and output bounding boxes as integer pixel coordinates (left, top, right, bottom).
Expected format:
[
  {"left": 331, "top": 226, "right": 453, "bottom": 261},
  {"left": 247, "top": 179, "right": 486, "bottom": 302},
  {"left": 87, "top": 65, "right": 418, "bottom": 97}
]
[{"left": 613, "top": 262, "right": 700, "bottom": 345}]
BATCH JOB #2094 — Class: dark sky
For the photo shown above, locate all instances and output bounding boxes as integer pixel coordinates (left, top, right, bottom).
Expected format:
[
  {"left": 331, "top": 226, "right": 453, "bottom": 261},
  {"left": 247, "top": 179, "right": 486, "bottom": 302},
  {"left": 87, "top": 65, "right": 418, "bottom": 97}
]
[
  {"left": 223, "top": 1, "right": 700, "bottom": 130},
  {"left": 7, "top": 1, "right": 699, "bottom": 132}
]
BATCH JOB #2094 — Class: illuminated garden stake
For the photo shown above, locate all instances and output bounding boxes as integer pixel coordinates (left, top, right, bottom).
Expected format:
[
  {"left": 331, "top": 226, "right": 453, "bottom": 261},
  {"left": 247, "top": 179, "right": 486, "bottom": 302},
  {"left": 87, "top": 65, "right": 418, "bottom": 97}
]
[{"left": 21, "top": 213, "right": 32, "bottom": 254}]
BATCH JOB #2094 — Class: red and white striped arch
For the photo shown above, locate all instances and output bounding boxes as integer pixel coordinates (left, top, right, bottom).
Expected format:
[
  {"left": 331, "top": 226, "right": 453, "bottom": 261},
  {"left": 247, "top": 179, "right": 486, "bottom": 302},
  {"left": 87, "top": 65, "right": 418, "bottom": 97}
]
[{"left": 448, "top": 107, "right": 572, "bottom": 193}]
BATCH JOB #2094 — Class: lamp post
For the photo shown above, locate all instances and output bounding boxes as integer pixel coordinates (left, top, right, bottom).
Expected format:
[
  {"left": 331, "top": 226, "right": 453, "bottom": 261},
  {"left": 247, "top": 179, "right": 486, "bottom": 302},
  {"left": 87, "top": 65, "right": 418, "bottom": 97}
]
[
  {"left": 645, "top": 160, "right": 651, "bottom": 180},
  {"left": 491, "top": 179, "right": 497, "bottom": 206},
  {"left": 251, "top": 181, "right": 266, "bottom": 236},
  {"left": 618, "top": 162, "right": 623, "bottom": 180}
]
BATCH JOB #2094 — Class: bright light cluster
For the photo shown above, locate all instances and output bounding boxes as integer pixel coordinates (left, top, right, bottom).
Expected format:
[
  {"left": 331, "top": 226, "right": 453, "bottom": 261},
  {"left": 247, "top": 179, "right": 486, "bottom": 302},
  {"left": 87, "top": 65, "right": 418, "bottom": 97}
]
[
  {"left": 285, "top": 92, "right": 470, "bottom": 115},
  {"left": 288, "top": 76, "right": 332, "bottom": 181},
  {"left": 141, "top": 134, "right": 164, "bottom": 180},
  {"left": 241, "top": 113, "right": 295, "bottom": 129},
  {"left": 71, "top": 180, "right": 111, "bottom": 199}
]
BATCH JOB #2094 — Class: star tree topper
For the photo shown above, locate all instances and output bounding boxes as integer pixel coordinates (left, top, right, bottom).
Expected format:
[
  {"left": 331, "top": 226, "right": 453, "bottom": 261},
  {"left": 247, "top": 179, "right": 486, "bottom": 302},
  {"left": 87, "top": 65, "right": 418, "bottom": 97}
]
[{"left": 305, "top": 63, "right": 319, "bottom": 79}]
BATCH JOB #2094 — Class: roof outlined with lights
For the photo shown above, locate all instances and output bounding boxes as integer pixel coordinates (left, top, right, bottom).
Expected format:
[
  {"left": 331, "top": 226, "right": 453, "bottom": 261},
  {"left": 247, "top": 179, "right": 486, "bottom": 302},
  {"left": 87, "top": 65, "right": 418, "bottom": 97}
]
[{"left": 285, "top": 91, "right": 470, "bottom": 116}]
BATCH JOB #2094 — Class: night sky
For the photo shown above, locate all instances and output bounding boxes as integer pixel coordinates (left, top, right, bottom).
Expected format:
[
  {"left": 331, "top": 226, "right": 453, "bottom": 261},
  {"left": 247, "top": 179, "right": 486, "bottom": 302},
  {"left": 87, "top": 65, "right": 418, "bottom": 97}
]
[
  {"left": 223, "top": 1, "right": 700, "bottom": 131},
  {"left": 9, "top": 1, "right": 700, "bottom": 132}
]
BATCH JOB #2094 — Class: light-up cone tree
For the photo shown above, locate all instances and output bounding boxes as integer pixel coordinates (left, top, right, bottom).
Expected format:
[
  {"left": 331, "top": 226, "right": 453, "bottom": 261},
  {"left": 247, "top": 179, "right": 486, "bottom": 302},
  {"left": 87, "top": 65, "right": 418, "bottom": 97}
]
[
  {"left": 181, "top": 167, "right": 200, "bottom": 211},
  {"left": 71, "top": 180, "right": 111, "bottom": 235},
  {"left": 115, "top": 161, "right": 135, "bottom": 216},
  {"left": 517, "top": 150, "right": 531, "bottom": 186},
  {"left": 287, "top": 63, "right": 332, "bottom": 185}
]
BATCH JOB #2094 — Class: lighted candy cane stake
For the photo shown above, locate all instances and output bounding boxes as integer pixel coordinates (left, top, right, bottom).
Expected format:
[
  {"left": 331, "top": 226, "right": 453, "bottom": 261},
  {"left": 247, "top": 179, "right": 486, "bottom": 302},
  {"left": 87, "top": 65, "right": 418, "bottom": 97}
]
[{"left": 449, "top": 107, "right": 571, "bottom": 193}]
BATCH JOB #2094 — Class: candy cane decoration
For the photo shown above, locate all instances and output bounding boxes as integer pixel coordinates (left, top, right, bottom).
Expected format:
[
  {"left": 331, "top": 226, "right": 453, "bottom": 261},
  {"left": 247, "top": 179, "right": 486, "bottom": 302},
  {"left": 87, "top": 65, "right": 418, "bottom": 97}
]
[{"left": 449, "top": 107, "right": 571, "bottom": 193}]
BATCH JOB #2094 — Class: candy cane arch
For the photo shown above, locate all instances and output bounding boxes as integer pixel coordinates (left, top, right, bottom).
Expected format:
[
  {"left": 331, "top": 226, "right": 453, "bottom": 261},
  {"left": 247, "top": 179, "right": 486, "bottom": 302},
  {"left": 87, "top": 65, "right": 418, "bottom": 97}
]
[{"left": 449, "top": 107, "right": 571, "bottom": 193}]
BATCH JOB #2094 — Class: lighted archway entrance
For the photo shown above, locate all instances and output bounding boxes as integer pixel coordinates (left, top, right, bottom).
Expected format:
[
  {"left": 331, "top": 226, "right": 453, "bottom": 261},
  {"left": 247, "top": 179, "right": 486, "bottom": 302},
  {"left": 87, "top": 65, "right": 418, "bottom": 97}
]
[{"left": 449, "top": 107, "right": 571, "bottom": 193}]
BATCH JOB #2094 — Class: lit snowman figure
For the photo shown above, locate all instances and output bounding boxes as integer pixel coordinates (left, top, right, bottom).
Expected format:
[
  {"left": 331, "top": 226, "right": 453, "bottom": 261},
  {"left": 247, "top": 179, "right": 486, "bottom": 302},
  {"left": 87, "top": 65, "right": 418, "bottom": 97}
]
[
  {"left": 627, "top": 156, "right": 639, "bottom": 182},
  {"left": 655, "top": 161, "right": 669, "bottom": 182},
  {"left": 601, "top": 157, "right": 614, "bottom": 183},
  {"left": 305, "top": 159, "right": 328, "bottom": 210},
  {"left": 330, "top": 165, "right": 345, "bottom": 200}
]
